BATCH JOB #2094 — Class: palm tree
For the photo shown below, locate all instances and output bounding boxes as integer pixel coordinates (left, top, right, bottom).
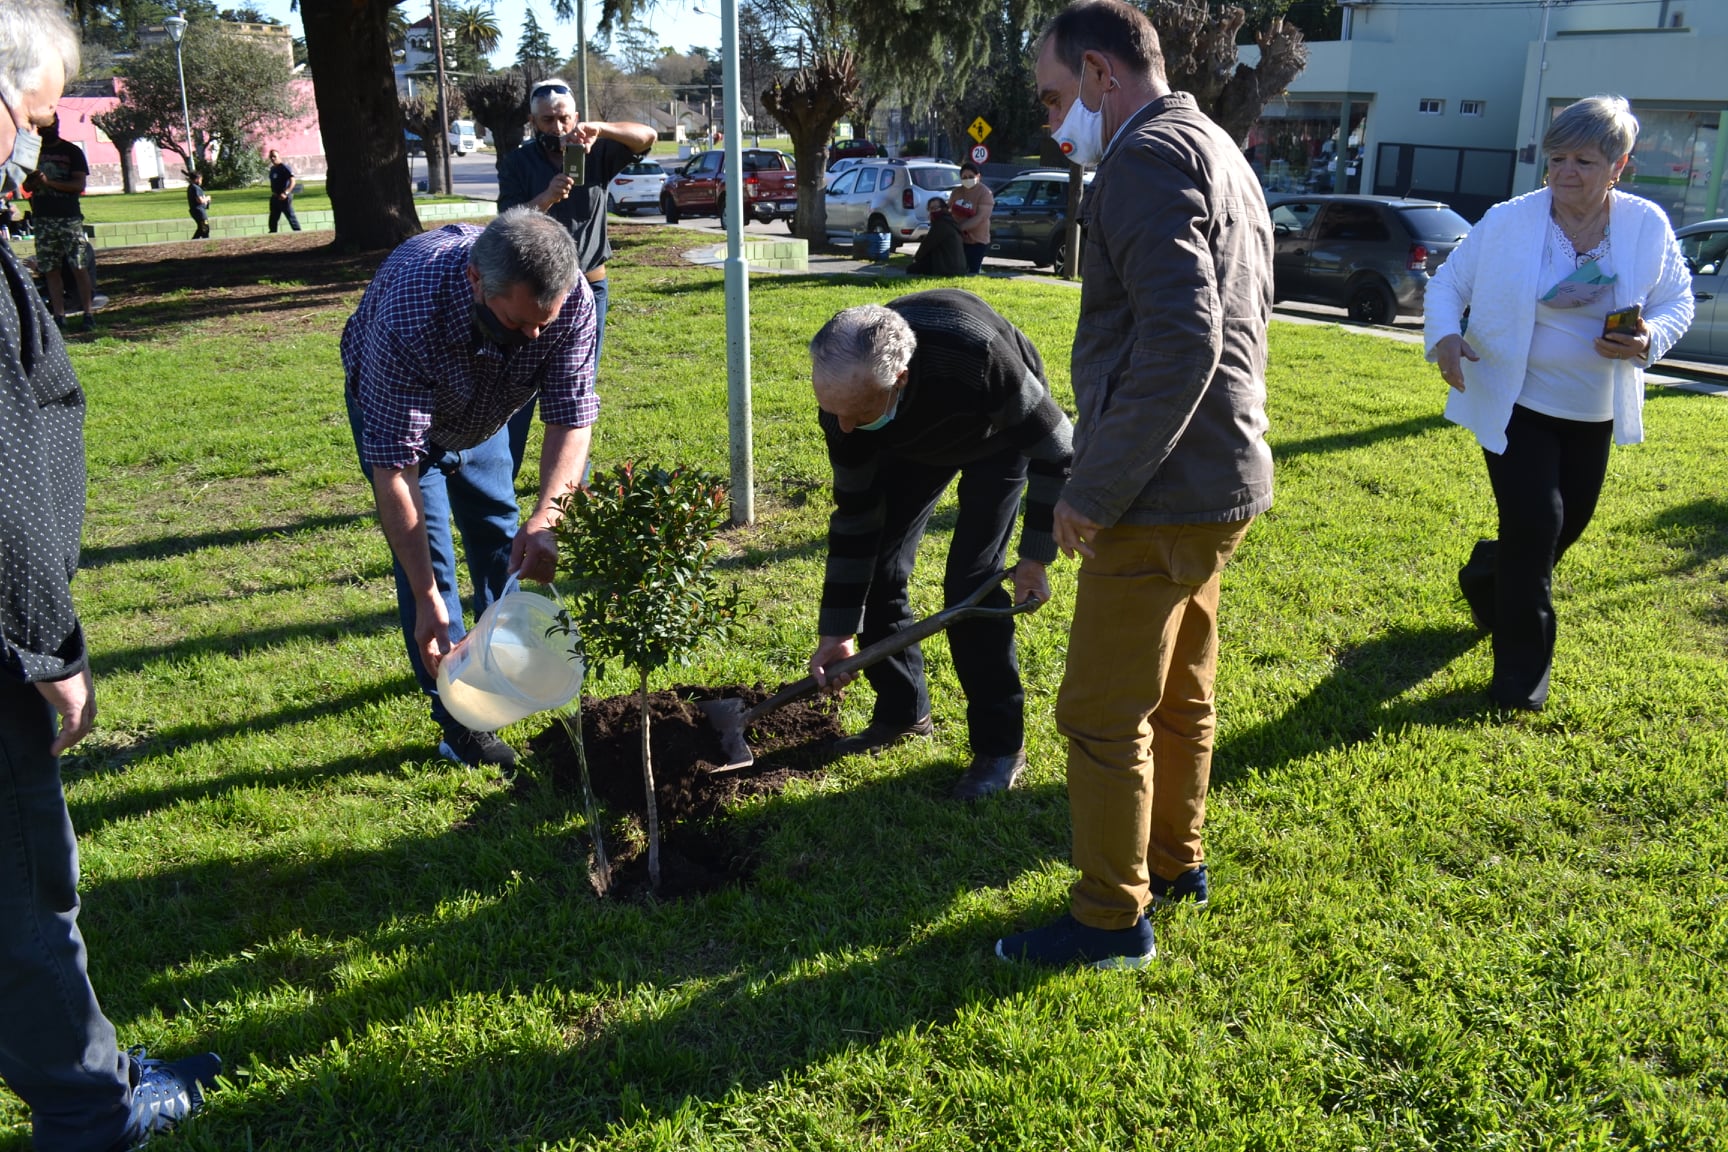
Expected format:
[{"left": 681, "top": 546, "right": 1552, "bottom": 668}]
[{"left": 448, "top": 4, "right": 503, "bottom": 65}]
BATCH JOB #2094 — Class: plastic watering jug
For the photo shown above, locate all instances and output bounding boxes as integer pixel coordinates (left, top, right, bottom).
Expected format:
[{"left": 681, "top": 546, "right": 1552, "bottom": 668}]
[{"left": 435, "top": 578, "right": 584, "bottom": 732}]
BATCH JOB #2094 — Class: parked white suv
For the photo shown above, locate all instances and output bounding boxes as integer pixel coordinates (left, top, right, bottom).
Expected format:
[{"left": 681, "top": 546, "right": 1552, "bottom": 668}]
[{"left": 822, "top": 158, "right": 962, "bottom": 247}]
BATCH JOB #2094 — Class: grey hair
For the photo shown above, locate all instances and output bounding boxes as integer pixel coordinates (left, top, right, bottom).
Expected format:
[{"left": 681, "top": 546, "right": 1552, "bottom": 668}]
[
  {"left": 469, "top": 207, "right": 580, "bottom": 308},
  {"left": 1543, "top": 95, "right": 1639, "bottom": 162},
  {"left": 810, "top": 304, "right": 918, "bottom": 392},
  {"left": 530, "top": 76, "right": 576, "bottom": 116},
  {"left": 0, "top": 0, "right": 80, "bottom": 107}
]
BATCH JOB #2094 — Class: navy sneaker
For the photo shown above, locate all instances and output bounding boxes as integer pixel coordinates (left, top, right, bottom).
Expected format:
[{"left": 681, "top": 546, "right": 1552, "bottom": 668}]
[
  {"left": 1149, "top": 864, "right": 1209, "bottom": 910},
  {"left": 995, "top": 913, "right": 1155, "bottom": 970},
  {"left": 120, "top": 1048, "right": 221, "bottom": 1148},
  {"left": 438, "top": 725, "right": 519, "bottom": 773}
]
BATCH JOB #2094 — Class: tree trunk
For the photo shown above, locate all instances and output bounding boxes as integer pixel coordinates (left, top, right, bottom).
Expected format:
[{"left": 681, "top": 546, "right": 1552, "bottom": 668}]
[
  {"left": 639, "top": 670, "right": 660, "bottom": 891},
  {"left": 1147, "top": 1, "right": 1308, "bottom": 146},
  {"left": 425, "top": 145, "right": 448, "bottom": 200},
  {"left": 299, "top": 0, "right": 420, "bottom": 250},
  {"left": 115, "top": 140, "right": 139, "bottom": 194},
  {"left": 761, "top": 51, "right": 859, "bottom": 243}
]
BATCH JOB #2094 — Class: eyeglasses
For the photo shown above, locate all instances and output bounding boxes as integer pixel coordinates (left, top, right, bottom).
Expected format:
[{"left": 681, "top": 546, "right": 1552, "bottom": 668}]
[{"left": 531, "top": 83, "right": 571, "bottom": 97}]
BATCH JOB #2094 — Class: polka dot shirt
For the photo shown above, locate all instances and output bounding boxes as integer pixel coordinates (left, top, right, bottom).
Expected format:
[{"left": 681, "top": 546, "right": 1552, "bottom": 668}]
[{"left": 1, "top": 239, "right": 87, "bottom": 684}]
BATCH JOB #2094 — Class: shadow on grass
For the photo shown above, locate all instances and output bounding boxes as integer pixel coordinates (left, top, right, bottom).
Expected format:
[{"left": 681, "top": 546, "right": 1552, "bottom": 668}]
[
  {"left": 89, "top": 607, "right": 400, "bottom": 677},
  {"left": 81, "top": 511, "right": 371, "bottom": 570},
  {"left": 1271, "top": 413, "right": 1450, "bottom": 462},
  {"left": 1215, "top": 623, "right": 1482, "bottom": 785},
  {"left": 81, "top": 761, "right": 1061, "bottom": 1148},
  {"left": 1642, "top": 496, "right": 1728, "bottom": 576}
]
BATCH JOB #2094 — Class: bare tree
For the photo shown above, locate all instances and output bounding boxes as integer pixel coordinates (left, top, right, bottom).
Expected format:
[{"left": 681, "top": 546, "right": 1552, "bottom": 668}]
[{"left": 1146, "top": 0, "right": 1308, "bottom": 145}]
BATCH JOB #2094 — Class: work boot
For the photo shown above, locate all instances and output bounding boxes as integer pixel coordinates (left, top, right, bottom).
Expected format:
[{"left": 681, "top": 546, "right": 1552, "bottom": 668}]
[
  {"left": 952, "top": 748, "right": 1025, "bottom": 800},
  {"left": 831, "top": 714, "right": 934, "bottom": 757}
]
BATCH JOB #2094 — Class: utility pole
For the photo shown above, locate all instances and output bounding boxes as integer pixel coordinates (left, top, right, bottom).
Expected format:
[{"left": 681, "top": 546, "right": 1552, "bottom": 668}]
[
  {"left": 428, "top": 0, "right": 453, "bottom": 194},
  {"left": 721, "top": 0, "right": 754, "bottom": 524},
  {"left": 576, "top": 0, "right": 589, "bottom": 120}
]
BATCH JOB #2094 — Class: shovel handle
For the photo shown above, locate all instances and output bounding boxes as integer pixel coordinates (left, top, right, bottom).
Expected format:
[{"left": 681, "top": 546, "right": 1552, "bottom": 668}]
[{"left": 740, "top": 571, "right": 1037, "bottom": 726}]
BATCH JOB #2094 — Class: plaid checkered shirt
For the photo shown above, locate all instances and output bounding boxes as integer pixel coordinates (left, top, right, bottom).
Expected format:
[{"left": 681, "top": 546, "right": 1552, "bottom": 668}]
[{"left": 341, "top": 224, "right": 598, "bottom": 470}]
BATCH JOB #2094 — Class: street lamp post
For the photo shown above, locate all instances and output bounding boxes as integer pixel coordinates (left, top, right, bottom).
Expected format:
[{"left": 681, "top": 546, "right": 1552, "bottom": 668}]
[{"left": 164, "top": 12, "right": 195, "bottom": 179}]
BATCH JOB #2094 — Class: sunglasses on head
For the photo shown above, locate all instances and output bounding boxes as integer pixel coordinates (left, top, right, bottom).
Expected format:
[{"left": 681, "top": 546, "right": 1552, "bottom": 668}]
[{"left": 532, "top": 83, "right": 572, "bottom": 97}]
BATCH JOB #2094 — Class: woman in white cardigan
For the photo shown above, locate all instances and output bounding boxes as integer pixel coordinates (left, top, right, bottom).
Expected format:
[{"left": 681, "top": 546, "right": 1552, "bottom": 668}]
[{"left": 1424, "top": 95, "right": 1694, "bottom": 711}]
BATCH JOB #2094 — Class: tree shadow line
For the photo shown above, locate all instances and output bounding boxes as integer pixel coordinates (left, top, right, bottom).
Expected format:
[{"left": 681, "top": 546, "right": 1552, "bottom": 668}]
[{"left": 81, "top": 510, "right": 372, "bottom": 570}]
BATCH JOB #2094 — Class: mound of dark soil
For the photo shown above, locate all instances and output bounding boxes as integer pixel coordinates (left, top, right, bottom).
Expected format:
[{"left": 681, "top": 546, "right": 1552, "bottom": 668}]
[{"left": 526, "top": 685, "right": 844, "bottom": 899}]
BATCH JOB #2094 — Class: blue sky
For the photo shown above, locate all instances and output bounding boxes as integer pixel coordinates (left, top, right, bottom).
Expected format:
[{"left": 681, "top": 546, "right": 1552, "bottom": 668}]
[{"left": 246, "top": 0, "right": 724, "bottom": 69}]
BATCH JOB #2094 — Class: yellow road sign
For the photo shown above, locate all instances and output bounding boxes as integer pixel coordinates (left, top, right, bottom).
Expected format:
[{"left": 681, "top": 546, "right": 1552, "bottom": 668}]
[{"left": 968, "top": 116, "right": 992, "bottom": 144}]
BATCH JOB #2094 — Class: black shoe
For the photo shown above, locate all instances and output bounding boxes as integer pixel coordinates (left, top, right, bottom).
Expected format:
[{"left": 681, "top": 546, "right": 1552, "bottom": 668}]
[
  {"left": 80, "top": 312, "right": 95, "bottom": 333},
  {"left": 1149, "top": 863, "right": 1209, "bottom": 910},
  {"left": 438, "top": 725, "right": 519, "bottom": 772},
  {"left": 52, "top": 314, "right": 66, "bottom": 331},
  {"left": 832, "top": 714, "right": 934, "bottom": 757},
  {"left": 1458, "top": 539, "right": 1497, "bottom": 633},
  {"left": 952, "top": 748, "right": 1025, "bottom": 800},
  {"left": 996, "top": 913, "right": 1155, "bottom": 970}
]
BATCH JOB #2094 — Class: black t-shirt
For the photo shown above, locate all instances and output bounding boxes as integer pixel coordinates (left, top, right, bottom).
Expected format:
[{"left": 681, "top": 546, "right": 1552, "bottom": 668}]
[
  {"left": 187, "top": 181, "right": 207, "bottom": 217},
  {"left": 496, "top": 137, "right": 635, "bottom": 274},
  {"left": 31, "top": 139, "right": 88, "bottom": 219},
  {"left": 269, "top": 162, "right": 295, "bottom": 197}
]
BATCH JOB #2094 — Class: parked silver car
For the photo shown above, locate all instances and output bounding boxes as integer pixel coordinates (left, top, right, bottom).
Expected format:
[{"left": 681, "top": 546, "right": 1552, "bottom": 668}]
[
  {"left": 1267, "top": 194, "right": 1471, "bottom": 324},
  {"left": 1669, "top": 217, "right": 1728, "bottom": 364},
  {"left": 823, "top": 158, "right": 962, "bottom": 247}
]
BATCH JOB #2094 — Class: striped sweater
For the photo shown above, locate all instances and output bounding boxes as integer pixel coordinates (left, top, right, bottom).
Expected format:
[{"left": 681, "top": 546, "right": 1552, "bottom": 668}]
[{"left": 818, "top": 289, "right": 1073, "bottom": 636}]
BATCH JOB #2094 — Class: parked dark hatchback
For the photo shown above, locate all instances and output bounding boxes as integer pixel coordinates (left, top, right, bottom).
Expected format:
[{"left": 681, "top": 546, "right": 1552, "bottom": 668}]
[
  {"left": 1267, "top": 194, "right": 1471, "bottom": 323},
  {"left": 984, "top": 168, "right": 1095, "bottom": 270}
]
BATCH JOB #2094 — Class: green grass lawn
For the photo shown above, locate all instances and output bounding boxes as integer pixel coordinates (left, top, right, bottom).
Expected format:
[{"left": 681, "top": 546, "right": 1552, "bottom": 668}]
[
  {"left": 5, "top": 226, "right": 1726, "bottom": 1149},
  {"left": 78, "top": 186, "right": 474, "bottom": 224}
]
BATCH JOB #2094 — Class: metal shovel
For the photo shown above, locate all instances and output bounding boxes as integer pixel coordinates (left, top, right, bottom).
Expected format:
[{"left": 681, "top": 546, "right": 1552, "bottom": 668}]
[{"left": 698, "top": 569, "right": 1040, "bottom": 773}]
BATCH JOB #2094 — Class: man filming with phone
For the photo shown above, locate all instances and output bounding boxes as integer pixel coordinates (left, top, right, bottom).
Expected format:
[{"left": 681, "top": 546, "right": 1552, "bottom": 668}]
[{"left": 498, "top": 78, "right": 653, "bottom": 476}]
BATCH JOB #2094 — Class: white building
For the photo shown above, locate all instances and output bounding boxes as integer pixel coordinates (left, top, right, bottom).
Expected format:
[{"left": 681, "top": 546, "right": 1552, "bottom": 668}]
[{"left": 1247, "top": 0, "right": 1726, "bottom": 224}]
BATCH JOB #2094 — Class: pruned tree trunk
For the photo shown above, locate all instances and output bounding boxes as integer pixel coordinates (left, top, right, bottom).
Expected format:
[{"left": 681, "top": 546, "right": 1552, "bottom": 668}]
[
  {"left": 299, "top": 0, "right": 420, "bottom": 250},
  {"left": 114, "top": 140, "right": 141, "bottom": 194},
  {"left": 1147, "top": 1, "right": 1308, "bottom": 146},
  {"left": 639, "top": 670, "right": 660, "bottom": 891},
  {"left": 762, "top": 50, "right": 859, "bottom": 243}
]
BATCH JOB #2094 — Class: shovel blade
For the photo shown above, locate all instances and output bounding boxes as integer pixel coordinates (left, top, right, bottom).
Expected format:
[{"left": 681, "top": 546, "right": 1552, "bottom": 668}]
[{"left": 697, "top": 697, "right": 755, "bottom": 773}]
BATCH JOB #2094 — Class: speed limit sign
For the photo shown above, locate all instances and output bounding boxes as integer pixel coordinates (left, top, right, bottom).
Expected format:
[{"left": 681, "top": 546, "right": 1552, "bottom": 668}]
[{"left": 969, "top": 143, "right": 989, "bottom": 164}]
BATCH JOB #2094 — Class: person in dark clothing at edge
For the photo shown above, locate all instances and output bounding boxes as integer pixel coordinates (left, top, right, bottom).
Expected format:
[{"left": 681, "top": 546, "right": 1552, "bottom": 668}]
[
  {"left": 186, "top": 168, "right": 210, "bottom": 239},
  {"left": 1, "top": 3, "right": 223, "bottom": 1146},
  {"left": 806, "top": 289, "right": 1073, "bottom": 800},
  {"left": 907, "top": 196, "right": 967, "bottom": 277},
  {"left": 496, "top": 77, "right": 654, "bottom": 477},
  {"left": 266, "top": 147, "right": 300, "bottom": 233}
]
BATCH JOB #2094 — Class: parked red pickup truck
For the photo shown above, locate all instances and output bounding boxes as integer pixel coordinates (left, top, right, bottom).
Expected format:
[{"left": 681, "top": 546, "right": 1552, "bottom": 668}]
[{"left": 660, "top": 149, "right": 798, "bottom": 224}]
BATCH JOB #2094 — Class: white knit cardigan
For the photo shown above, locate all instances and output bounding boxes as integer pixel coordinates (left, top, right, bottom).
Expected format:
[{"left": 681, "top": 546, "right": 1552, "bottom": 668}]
[{"left": 1423, "top": 187, "right": 1696, "bottom": 453}]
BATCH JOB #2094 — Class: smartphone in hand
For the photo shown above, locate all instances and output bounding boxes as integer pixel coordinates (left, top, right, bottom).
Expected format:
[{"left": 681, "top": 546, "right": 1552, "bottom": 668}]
[
  {"left": 563, "top": 143, "right": 585, "bottom": 184},
  {"left": 1602, "top": 303, "right": 1642, "bottom": 338}
]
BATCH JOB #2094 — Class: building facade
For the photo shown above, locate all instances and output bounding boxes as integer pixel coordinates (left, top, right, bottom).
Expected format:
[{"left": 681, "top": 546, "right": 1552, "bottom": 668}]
[{"left": 1247, "top": 0, "right": 1727, "bottom": 225}]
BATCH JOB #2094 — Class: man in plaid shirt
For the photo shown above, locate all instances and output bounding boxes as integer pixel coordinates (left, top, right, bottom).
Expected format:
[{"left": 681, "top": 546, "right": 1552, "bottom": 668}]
[{"left": 342, "top": 209, "right": 597, "bottom": 770}]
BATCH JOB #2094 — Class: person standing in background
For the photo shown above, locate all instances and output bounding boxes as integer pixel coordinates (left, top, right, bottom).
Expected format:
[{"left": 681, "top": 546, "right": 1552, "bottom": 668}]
[
  {"left": 949, "top": 161, "right": 994, "bottom": 275},
  {"left": 24, "top": 113, "right": 94, "bottom": 330},
  {"left": 266, "top": 148, "right": 300, "bottom": 233},
  {"left": 186, "top": 168, "right": 210, "bottom": 239}
]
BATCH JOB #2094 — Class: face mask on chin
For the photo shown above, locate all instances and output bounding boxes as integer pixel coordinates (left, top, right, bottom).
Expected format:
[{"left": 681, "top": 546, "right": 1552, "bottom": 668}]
[
  {"left": 535, "top": 129, "right": 564, "bottom": 155},
  {"left": 0, "top": 100, "right": 41, "bottom": 194},
  {"left": 472, "top": 298, "right": 532, "bottom": 347},
  {"left": 1052, "top": 68, "right": 1111, "bottom": 168},
  {"left": 855, "top": 384, "right": 902, "bottom": 432}
]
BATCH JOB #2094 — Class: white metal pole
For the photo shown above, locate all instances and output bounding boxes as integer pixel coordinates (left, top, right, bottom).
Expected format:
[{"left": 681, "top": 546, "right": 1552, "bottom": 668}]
[
  {"left": 721, "top": 0, "right": 754, "bottom": 525},
  {"left": 174, "top": 41, "right": 194, "bottom": 174}
]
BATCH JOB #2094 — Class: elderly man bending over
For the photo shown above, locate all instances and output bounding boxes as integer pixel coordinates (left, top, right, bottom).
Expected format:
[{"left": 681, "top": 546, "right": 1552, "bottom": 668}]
[
  {"left": 808, "top": 290, "right": 1073, "bottom": 799},
  {"left": 342, "top": 208, "right": 597, "bottom": 771}
]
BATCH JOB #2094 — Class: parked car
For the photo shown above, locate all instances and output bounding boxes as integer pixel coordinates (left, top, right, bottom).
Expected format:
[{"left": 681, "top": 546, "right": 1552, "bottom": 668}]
[
  {"left": 985, "top": 168, "right": 1095, "bottom": 269},
  {"left": 448, "top": 119, "right": 478, "bottom": 156},
  {"left": 823, "top": 158, "right": 962, "bottom": 247},
  {"left": 1669, "top": 217, "right": 1728, "bottom": 364},
  {"left": 661, "top": 148, "right": 798, "bottom": 224},
  {"left": 607, "top": 156, "right": 666, "bottom": 215},
  {"left": 825, "top": 156, "right": 865, "bottom": 188},
  {"left": 1267, "top": 193, "right": 1471, "bottom": 324},
  {"left": 829, "top": 138, "right": 881, "bottom": 164}
]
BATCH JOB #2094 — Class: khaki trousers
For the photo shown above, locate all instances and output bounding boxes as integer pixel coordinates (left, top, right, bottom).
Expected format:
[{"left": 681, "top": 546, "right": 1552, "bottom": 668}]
[{"left": 1056, "top": 519, "right": 1252, "bottom": 930}]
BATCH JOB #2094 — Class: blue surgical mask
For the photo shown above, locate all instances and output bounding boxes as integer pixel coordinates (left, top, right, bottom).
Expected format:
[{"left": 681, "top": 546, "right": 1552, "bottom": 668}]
[{"left": 856, "top": 385, "right": 901, "bottom": 432}]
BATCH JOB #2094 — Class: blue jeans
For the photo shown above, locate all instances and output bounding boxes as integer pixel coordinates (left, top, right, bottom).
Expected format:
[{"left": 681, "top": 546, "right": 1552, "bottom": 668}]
[
  {"left": 509, "top": 276, "right": 608, "bottom": 477},
  {"left": 0, "top": 678, "right": 134, "bottom": 1152},
  {"left": 964, "top": 242, "right": 987, "bottom": 275},
  {"left": 346, "top": 389, "right": 519, "bottom": 728}
]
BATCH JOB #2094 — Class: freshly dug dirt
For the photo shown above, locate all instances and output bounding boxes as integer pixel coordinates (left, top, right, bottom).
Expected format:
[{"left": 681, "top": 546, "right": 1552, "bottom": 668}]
[{"left": 526, "top": 685, "right": 844, "bottom": 899}]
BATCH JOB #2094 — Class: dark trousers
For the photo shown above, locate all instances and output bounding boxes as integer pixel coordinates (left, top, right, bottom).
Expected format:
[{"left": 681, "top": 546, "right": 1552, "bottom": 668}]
[
  {"left": 268, "top": 195, "right": 300, "bottom": 233},
  {"left": 0, "top": 679, "right": 134, "bottom": 1152},
  {"left": 509, "top": 277, "right": 608, "bottom": 478},
  {"left": 1479, "top": 404, "right": 1613, "bottom": 709},
  {"left": 964, "top": 242, "right": 987, "bottom": 275},
  {"left": 190, "top": 212, "right": 209, "bottom": 240},
  {"left": 860, "top": 445, "right": 1029, "bottom": 756},
  {"left": 345, "top": 389, "right": 518, "bottom": 728}
]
